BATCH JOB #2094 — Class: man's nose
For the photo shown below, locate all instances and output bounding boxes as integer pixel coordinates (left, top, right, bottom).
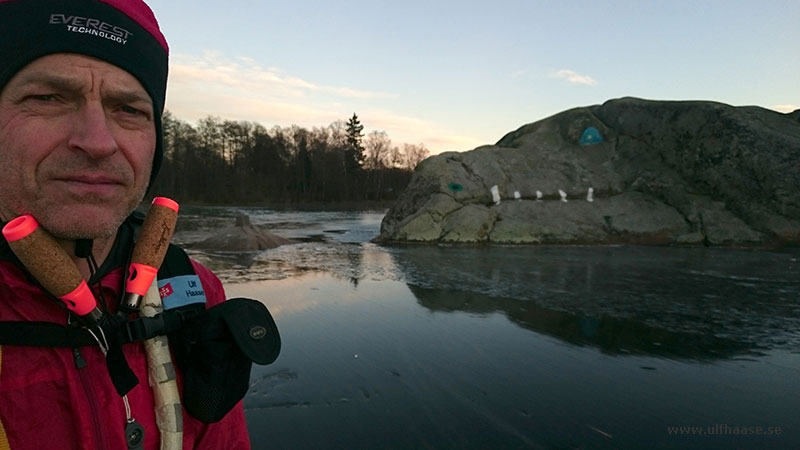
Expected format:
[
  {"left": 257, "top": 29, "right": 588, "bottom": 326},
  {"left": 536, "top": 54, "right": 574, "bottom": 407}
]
[{"left": 68, "top": 101, "right": 118, "bottom": 158}]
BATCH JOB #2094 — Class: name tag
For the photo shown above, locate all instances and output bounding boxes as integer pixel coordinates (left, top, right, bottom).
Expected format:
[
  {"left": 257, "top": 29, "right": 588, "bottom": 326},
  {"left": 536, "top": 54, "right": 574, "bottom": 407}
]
[{"left": 158, "top": 275, "right": 207, "bottom": 309}]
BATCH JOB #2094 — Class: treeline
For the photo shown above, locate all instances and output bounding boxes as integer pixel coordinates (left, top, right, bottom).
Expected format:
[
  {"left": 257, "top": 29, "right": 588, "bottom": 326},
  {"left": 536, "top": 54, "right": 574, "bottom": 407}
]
[{"left": 149, "top": 112, "right": 429, "bottom": 204}]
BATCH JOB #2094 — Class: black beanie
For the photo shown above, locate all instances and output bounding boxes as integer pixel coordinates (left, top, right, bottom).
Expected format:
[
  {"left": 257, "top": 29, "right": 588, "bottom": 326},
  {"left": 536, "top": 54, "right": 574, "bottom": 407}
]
[{"left": 0, "top": 0, "right": 169, "bottom": 185}]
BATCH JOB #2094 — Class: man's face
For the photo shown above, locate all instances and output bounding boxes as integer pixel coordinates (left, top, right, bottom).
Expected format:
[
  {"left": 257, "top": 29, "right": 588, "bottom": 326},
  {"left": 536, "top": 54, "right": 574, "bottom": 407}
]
[{"left": 0, "top": 53, "right": 156, "bottom": 239}]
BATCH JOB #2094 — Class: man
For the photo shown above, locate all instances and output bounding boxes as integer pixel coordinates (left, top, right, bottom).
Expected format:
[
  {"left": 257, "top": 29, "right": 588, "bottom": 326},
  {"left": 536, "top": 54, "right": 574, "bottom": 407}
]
[{"left": 0, "top": 1, "right": 251, "bottom": 448}]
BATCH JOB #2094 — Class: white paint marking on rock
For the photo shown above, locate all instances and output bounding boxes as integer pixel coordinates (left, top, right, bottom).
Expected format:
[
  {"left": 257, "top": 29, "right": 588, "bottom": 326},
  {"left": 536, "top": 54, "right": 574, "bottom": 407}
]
[
  {"left": 536, "top": 190, "right": 543, "bottom": 201},
  {"left": 491, "top": 185, "right": 501, "bottom": 205},
  {"left": 559, "top": 189, "right": 568, "bottom": 202},
  {"left": 587, "top": 187, "right": 594, "bottom": 202},
  {"left": 514, "top": 191, "right": 521, "bottom": 200}
]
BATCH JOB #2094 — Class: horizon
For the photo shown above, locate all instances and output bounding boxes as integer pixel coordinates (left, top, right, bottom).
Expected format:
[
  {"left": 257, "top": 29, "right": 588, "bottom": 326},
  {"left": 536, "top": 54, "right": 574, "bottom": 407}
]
[{"left": 148, "top": 0, "right": 800, "bottom": 155}]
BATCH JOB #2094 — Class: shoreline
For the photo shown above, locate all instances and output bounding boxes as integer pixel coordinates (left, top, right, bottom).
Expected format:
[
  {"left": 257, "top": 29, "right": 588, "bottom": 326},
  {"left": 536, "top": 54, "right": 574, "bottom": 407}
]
[{"left": 143, "top": 198, "right": 396, "bottom": 212}]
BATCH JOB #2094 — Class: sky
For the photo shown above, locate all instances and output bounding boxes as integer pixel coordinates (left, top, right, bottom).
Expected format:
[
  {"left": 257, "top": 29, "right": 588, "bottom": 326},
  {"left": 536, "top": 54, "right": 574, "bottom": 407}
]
[{"left": 147, "top": 0, "right": 800, "bottom": 154}]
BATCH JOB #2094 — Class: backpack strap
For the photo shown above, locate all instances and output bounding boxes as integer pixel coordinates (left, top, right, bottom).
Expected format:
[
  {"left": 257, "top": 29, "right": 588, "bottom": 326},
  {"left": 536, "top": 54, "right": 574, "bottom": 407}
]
[
  {"left": 0, "top": 304, "right": 204, "bottom": 348},
  {"left": 0, "top": 321, "right": 96, "bottom": 347},
  {"left": 0, "top": 243, "right": 204, "bottom": 348}
]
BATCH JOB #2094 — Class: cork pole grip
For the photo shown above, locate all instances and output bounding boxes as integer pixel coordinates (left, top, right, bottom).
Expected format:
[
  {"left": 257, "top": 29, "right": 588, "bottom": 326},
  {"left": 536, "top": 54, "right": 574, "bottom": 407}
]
[
  {"left": 2, "top": 215, "right": 100, "bottom": 320},
  {"left": 122, "top": 198, "right": 179, "bottom": 312},
  {"left": 7, "top": 225, "right": 82, "bottom": 297},
  {"left": 131, "top": 198, "right": 178, "bottom": 269}
]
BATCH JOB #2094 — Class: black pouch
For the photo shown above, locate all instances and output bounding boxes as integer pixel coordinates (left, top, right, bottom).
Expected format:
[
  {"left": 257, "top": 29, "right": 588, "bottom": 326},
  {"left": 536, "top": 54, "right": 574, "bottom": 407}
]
[{"left": 171, "top": 297, "right": 281, "bottom": 423}]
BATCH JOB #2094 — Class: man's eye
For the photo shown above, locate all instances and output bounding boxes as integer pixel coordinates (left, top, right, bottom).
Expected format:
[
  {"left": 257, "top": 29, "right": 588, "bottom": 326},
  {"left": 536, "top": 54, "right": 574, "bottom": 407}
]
[
  {"left": 120, "top": 105, "right": 147, "bottom": 117},
  {"left": 27, "top": 94, "right": 58, "bottom": 102}
]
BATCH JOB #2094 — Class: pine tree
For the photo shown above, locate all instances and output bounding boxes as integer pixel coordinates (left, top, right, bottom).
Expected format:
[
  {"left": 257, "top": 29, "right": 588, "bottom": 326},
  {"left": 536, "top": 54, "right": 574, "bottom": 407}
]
[{"left": 344, "top": 113, "right": 365, "bottom": 172}]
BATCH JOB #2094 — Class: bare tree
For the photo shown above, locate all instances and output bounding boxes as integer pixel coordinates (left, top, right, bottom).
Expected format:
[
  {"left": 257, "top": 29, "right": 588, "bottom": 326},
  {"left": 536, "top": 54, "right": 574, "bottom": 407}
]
[
  {"left": 364, "top": 131, "right": 392, "bottom": 170},
  {"left": 389, "top": 145, "right": 403, "bottom": 168},
  {"left": 402, "top": 143, "right": 430, "bottom": 170}
]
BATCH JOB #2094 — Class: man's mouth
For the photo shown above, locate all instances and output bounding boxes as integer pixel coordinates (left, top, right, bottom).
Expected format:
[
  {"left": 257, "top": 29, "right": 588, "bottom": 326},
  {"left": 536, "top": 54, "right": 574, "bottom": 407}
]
[{"left": 53, "top": 174, "right": 125, "bottom": 195}]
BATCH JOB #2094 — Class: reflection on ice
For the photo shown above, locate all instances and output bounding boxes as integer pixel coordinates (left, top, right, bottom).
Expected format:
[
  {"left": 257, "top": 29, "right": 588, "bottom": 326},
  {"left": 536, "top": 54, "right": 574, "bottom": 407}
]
[
  {"left": 389, "top": 245, "right": 800, "bottom": 355},
  {"left": 407, "top": 285, "right": 750, "bottom": 360},
  {"left": 182, "top": 208, "right": 800, "bottom": 449},
  {"left": 237, "top": 273, "right": 800, "bottom": 450},
  {"left": 177, "top": 208, "right": 800, "bottom": 357}
]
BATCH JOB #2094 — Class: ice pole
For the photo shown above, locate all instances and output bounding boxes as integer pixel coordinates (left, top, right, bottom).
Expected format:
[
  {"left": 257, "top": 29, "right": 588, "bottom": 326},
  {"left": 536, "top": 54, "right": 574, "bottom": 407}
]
[
  {"left": 3, "top": 215, "right": 103, "bottom": 323},
  {"left": 130, "top": 197, "right": 183, "bottom": 449},
  {"left": 120, "top": 197, "right": 179, "bottom": 314}
]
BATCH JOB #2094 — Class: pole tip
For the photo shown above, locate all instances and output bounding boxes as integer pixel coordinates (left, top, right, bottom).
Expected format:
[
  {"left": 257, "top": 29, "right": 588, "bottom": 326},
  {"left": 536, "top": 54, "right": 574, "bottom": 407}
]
[
  {"left": 2, "top": 215, "right": 39, "bottom": 242},
  {"left": 152, "top": 197, "right": 179, "bottom": 212}
]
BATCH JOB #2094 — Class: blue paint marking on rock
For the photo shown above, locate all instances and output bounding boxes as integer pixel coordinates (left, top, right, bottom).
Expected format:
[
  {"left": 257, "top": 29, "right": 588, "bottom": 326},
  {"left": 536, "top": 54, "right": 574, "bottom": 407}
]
[{"left": 580, "top": 126, "right": 603, "bottom": 145}]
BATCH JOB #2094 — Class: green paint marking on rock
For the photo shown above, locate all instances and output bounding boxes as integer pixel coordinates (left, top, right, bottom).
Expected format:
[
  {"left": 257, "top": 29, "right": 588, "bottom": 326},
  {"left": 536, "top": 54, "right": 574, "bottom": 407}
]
[{"left": 448, "top": 183, "right": 464, "bottom": 192}]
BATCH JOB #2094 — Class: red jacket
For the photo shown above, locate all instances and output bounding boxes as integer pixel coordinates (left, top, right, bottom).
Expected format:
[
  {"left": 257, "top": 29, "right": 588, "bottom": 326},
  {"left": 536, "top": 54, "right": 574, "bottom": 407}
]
[{"left": 0, "top": 229, "right": 251, "bottom": 450}]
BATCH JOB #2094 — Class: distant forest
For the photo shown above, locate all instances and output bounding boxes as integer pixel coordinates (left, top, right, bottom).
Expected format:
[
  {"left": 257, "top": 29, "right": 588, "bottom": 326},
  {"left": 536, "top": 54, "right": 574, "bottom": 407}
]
[{"left": 149, "top": 112, "right": 429, "bottom": 204}]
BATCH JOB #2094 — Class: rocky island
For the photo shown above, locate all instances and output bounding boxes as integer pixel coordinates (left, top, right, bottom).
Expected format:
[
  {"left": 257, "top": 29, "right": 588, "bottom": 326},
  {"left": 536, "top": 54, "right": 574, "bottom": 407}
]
[
  {"left": 376, "top": 97, "right": 800, "bottom": 246},
  {"left": 196, "top": 214, "right": 294, "bottom": 251}
]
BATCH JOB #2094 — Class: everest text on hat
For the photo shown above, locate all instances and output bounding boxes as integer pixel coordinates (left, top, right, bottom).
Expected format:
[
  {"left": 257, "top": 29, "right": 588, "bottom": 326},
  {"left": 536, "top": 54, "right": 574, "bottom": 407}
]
[{"left": 50, "top": 13, "right": 133, "bottom": 44}]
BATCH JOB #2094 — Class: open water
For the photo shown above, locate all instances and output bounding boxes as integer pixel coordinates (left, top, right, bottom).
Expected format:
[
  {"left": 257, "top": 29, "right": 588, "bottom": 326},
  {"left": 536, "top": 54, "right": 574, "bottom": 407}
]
[{"left": 175, "top": 206, "right": 800, "bottom": 450}]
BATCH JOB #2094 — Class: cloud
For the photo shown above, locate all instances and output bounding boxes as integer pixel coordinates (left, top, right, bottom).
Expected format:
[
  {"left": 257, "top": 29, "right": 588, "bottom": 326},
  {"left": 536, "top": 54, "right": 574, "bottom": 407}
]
[
  {"left": 420, "top": 134, "right": 486, "bottom": 152},
  {"left": 358, "top": 110, "right": 486, "bottom": 152},
  {"left": 170, "top": 52, "right": 394, "bottom": 100},
  {"left": 167, "top": 90, "right": 341, "bottom": 126},
  {"left": 552, "top": 69, "right": 597, "bottom": 86},
  {"left": 163, "top": 51, "right": 485, "bottom": 154},
  {"left": 771, "top": 104, "right": 798, "bottom": 113}
]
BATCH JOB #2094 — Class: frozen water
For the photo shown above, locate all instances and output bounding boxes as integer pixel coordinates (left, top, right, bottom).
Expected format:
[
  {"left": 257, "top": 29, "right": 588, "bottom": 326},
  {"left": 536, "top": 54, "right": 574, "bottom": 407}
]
[{"left": 176, "top": 206, "right": 800, "bottom": 449}]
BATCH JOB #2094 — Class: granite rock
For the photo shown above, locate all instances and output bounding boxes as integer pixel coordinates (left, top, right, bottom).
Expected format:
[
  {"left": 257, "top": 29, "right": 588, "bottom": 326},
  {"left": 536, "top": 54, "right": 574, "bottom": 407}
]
[{"left": 377, "top": 98, "right": 800, "bottom": 245}]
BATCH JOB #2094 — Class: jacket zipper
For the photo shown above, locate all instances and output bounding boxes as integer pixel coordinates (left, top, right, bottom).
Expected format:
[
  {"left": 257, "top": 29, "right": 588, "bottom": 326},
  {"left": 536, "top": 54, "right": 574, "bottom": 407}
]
[{"left": 73, "top": 347, "right": 111, "bottom": 450}]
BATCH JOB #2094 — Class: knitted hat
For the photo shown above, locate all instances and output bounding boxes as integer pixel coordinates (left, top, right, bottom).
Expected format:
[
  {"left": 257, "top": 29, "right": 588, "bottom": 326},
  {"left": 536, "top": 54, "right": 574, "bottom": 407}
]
[{"left": 0, "top": 0, "right": 169, "bottom": 184}]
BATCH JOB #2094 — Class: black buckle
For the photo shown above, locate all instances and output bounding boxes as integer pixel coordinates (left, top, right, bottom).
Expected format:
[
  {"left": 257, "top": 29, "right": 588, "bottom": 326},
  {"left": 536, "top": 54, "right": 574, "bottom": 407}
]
[
  {"left": 124, "top": 307, "right": 203, "bottom": 343},
  {"left": 125, "top": 315, "right": 165, "bottom": 342}
]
